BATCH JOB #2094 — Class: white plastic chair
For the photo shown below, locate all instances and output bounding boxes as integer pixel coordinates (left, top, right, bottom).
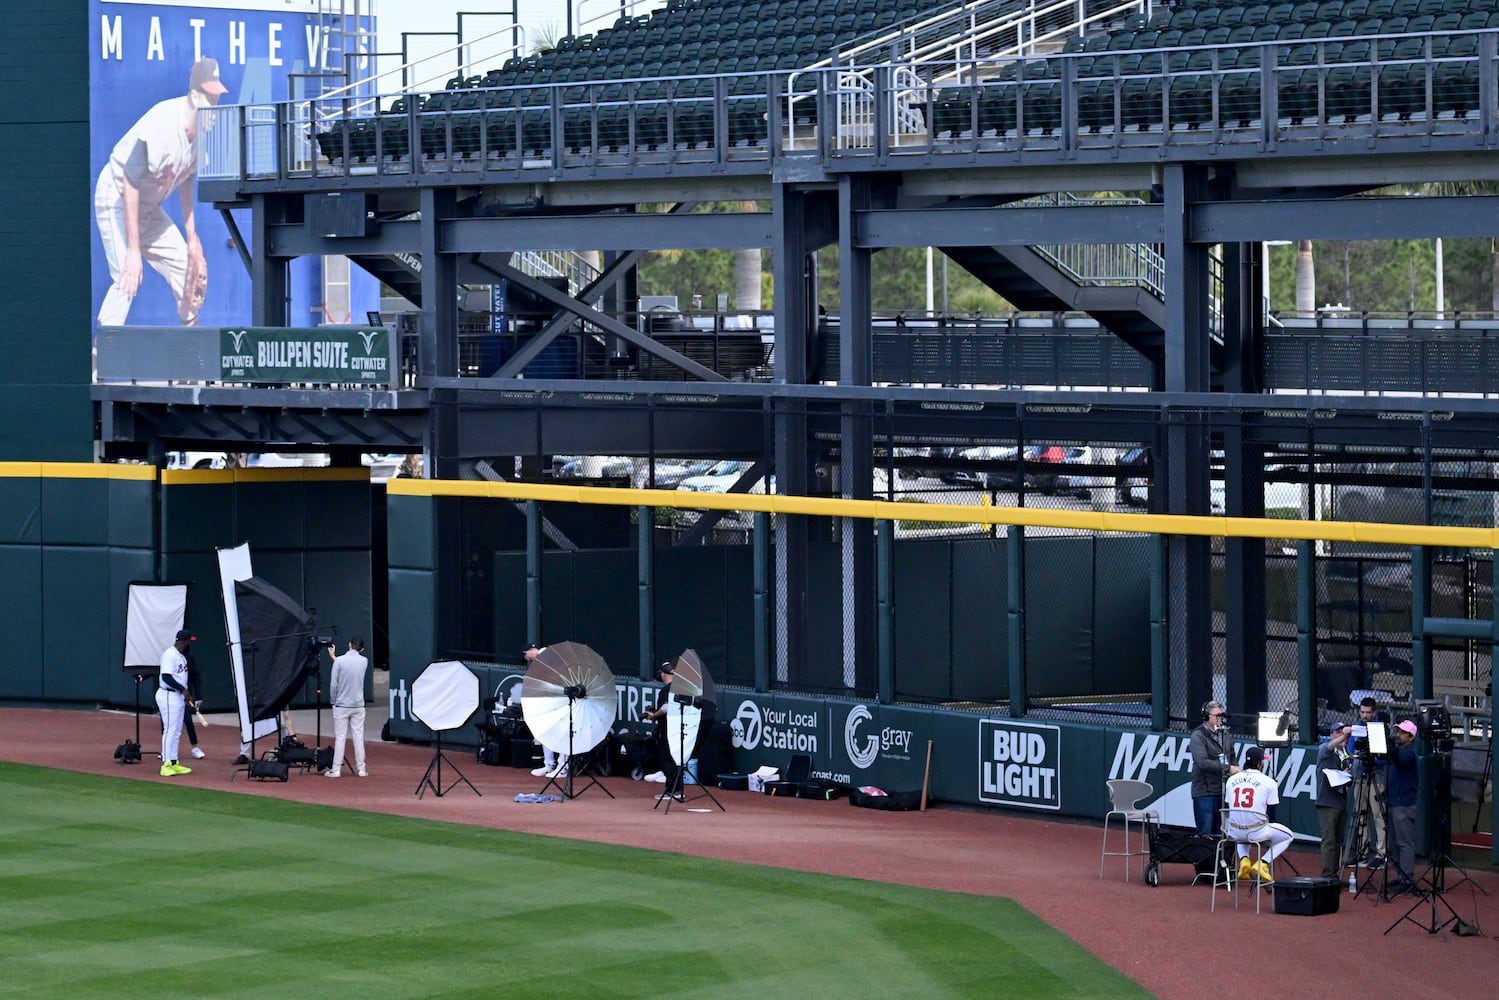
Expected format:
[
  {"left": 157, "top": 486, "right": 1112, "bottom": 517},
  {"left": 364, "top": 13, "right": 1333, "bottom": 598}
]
[
  {"left": 1100, "top": 779, "right": 1160, "bottom": 880},
  {"left": 1211, "top": 807, "right": 1274, "bottom": 913}
]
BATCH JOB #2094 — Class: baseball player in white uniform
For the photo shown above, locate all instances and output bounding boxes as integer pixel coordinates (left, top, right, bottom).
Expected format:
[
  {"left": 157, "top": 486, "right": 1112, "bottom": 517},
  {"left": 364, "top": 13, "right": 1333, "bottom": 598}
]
[
  {"left": 1223, "top": 745, "right": 1294, "bottom": 882},
  {"left": 325, "top": 637, "right": 369, "bottom": 778},
  {"left": 94, "top": 57, "right": 227, "bottom": 326},
  {"left": 156, "top": 629, "right": 196, "bottom": 777}
]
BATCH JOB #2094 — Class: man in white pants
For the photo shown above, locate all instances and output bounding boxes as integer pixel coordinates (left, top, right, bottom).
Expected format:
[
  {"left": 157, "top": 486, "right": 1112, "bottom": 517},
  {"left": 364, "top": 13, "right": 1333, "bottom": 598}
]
[
  {"left": 325, "top": 637, "right": 369, "bottom": 778},
  {"left": 1224, "top": 745, "right": 1294, "bottom": 883},
  {"left": 156, "top": 629, "right": 196, "bottom": 777},
  {"left": 94, "top": 57, "right": 227, "bottom": 326}
]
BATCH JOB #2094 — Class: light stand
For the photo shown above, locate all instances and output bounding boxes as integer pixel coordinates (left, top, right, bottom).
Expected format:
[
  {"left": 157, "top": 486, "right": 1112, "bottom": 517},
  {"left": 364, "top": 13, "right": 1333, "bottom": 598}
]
[
  {"left": 416, "top": 730, "right": 480, "bottom": 799},
  {"left": 231, "top": 641, "right": 262, "bottom": 781},
  {"left": 412, "top": 660, "right": 482, "bottom": 799},
  {"left": 116, "top": 671, "right": 155, "bottom": 765},
  {"left": 540, "top": 684, "right": 614, "bottom": 800},
  {"left": 1386, "top": 735, "right": 1486, "bottom": 935},
  {"left": 656, "top": 695, "right": 724, "bottom": 815}
]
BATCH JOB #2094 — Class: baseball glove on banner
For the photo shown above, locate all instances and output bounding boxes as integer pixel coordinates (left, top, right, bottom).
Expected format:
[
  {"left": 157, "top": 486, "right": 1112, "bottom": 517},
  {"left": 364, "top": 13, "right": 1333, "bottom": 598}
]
[{"left": 179, "top": 252, "right": 208, "bottom": 325}]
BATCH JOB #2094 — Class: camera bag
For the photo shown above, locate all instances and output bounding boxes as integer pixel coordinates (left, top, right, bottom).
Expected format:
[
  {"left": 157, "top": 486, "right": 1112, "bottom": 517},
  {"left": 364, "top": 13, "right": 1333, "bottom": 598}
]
[{"left": 248, "top": 759, "right": 290, "bottom": 782}]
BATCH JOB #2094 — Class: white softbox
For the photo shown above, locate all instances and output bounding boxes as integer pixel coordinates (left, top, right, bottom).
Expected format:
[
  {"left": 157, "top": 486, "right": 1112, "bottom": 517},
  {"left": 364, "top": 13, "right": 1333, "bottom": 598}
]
[
  {"left": 123, "top": 581, "right": 187, "bottom": 672},
  {"left": 217, "top": 542, "right": 278, "bottom": 747}
]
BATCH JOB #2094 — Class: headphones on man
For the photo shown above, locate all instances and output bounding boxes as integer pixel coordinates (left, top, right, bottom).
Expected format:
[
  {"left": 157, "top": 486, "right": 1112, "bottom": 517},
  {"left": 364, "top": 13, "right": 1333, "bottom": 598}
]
[{"left": 1201, "top": 701, "right": 1218, "bottom": 722}]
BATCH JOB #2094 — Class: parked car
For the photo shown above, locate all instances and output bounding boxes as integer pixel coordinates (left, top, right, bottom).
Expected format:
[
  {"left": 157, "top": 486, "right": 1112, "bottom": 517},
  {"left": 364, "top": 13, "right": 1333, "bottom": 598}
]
[
  {"left": 677, "top": 460, "right": 754, "bottom": 493},
  {"left": 166, "top": 451, "right": 226, "bottom": 470},
  {"left": 640, "top": 459, "right": 716, "bottom": 489},
  {"left": 1332, "top": 461, "right": 1493, "bottom": 526},
  {"left": 1050, "top": 446, "right": 1100, "bottom": 498},
  {"left": 1115, "top": 446, "right": 1151, "bottom": 506},
  {"left": 555, "top": 455, "right": 631, "bottom": 479}
]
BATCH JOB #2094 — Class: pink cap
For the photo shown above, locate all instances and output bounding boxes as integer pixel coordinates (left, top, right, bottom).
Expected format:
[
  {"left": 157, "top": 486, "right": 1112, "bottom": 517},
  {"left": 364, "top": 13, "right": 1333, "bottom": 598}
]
[{"left": 1397, "top": 720, "right": 1419, "bottom": 736}]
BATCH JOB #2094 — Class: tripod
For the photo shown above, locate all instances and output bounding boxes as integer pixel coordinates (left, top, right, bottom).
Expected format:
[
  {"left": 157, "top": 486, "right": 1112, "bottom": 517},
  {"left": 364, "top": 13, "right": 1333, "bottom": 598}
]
[
  {"left": 540, "top": 688, "right": 613, "bottom": 801},
  {"left": 656, "top": 698, "right": 724, "bottom": 815},
  {"left": 1345, "top": 758, "right": 1389, "bottom": 899},
  {"left": 1387, "top": 743, "right": 1486, "bottom": 935},
  {"left": 415, "top": 730, "right": 480, "bottom": 799}
]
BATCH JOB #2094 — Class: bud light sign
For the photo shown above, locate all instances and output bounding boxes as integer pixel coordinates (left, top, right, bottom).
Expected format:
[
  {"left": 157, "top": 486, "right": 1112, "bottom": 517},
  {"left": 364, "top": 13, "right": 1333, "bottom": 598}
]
[{"left": 978, "top": 720, "right": 1061, "bottom": 810}]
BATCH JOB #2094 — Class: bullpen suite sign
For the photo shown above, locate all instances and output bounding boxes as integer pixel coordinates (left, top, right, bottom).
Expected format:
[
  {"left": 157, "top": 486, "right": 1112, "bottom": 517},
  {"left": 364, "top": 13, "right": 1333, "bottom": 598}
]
[{"left": 221, "top": 326, "right": 392, "bottom": 383}]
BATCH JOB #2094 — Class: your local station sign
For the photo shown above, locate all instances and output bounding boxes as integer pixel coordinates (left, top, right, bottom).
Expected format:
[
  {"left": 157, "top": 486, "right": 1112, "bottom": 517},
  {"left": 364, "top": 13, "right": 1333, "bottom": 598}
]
[{"left": 220, "top": 326, "right": 392, "bottom": 384}]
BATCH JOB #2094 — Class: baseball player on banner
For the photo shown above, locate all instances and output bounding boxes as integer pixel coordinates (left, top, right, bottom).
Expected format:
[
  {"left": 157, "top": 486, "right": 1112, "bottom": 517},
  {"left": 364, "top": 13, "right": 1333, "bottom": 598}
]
[{"left": 94, "top": 57, "right": 227, "bottom": 327}]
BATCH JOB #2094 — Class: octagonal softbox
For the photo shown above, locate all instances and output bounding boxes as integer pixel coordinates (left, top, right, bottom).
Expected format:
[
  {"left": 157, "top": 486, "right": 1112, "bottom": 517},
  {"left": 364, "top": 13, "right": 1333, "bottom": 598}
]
[{"left": 412, "top": 660, "right": 480, "bottom": 733}]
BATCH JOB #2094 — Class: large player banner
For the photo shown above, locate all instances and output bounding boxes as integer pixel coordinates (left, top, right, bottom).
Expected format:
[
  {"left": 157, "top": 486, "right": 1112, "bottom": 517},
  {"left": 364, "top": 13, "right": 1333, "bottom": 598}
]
[{"left": 88, "top": 2, "right": 376, "bottom": 339}]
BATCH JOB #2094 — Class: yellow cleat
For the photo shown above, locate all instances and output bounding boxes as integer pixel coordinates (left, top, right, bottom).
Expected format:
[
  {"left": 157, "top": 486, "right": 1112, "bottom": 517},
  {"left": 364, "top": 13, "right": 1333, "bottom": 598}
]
[
  {"left": 1237, "top": 856, "right": 1254, "bottom": 880},
  {"left": 170, "top": 763, "right": 193, "bottom": 775},
  {"left": 1257, "top": 861, "right": 1273, "bottom": 884},
  {"left": 160, "top": 763, "right": 178, "bottom": 777}
]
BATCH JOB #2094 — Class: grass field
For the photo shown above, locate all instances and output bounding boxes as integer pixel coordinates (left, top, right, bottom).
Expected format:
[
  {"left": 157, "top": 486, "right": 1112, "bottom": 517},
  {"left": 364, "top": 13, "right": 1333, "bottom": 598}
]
[{"left": 0, "top": 763, "right": 1147, "bottom": 998}]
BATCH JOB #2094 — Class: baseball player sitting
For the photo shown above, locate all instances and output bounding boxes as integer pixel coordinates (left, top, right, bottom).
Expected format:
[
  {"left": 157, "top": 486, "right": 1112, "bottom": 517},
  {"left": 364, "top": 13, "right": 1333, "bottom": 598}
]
[{"left": 1223, "top": 745, "right": 1294, "bottom": 883}]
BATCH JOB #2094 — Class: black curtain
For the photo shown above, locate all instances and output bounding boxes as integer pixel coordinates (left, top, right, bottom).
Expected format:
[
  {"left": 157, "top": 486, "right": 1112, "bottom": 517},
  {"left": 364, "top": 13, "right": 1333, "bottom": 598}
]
[{"left": 234, "top": 577, "right": 317, "bottom": 722}]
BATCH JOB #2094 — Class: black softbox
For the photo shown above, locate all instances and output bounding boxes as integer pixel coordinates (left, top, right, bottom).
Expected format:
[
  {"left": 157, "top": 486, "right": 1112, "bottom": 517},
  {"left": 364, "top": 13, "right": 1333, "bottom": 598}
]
[{"left": 234, "top": 576, "right": 319, "bottom": 723}]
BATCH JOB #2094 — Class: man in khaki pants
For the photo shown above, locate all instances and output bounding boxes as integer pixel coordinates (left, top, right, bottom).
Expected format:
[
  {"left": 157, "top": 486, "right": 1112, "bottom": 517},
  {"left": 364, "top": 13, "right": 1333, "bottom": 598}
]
[{"left": 325, "top": 638, "right": 369, "bottom": 778}]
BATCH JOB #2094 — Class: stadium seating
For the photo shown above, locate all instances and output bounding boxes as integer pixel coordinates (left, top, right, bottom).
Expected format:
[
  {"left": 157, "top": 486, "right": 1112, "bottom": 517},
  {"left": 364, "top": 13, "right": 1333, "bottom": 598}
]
[{"left": 312, "top": 0, "right": 1499, "bottom": 164}]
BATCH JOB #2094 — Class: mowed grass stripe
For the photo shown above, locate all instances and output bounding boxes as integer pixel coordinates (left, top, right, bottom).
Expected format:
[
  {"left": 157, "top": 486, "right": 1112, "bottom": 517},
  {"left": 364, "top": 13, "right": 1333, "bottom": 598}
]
[{"left": 0, "top": 763, "right": 1146, "bottom": 999}]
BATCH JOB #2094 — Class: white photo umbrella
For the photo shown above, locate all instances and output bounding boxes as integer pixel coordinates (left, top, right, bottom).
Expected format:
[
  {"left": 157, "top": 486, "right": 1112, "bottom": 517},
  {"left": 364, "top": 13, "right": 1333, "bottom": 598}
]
[{"left": 521, "top": 641, "right": 617, "bottom": 756}]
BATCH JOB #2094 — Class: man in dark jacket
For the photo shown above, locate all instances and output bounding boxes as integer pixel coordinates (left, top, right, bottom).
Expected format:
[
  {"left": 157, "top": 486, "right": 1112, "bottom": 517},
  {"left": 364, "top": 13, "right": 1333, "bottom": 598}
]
[
  {"left": 1315, "top": 723, "right": 1353, "bottom": 877},
  {"left": 1384, "top": 719, "right": 1421, "bottom": 894},
  {"left": 1189, "top": 701, "right": 1239, "bottom": 835}
]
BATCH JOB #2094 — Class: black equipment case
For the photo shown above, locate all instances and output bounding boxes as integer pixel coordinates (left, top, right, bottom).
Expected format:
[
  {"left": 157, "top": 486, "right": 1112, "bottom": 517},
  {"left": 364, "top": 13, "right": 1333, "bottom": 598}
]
[
  {"left": 764, "top": 753, "right": 812, "bottom": 796},
  {"left": 1274, "top": 876, "right": 1342, "bottom": 915}
]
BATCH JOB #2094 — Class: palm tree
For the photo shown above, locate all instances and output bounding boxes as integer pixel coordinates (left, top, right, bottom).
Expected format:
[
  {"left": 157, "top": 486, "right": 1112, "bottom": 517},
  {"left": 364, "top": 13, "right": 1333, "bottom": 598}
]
[
  {"left": 733, "top": 201, "right": 763, "bottom": 312},
  {"left": 1294, "top": 240, "right": 1316, "bottom": 318}
]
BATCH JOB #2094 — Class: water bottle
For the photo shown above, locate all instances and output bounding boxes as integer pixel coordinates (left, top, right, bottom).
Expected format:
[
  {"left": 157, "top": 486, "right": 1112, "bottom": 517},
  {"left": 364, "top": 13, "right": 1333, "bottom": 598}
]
[{"left": 1348, "top": 870, "right": 1356, "bottom": 894}]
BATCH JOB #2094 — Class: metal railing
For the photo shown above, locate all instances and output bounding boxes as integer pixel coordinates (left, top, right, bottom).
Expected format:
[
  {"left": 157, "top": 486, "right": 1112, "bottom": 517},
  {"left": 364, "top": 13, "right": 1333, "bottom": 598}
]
[{"left": 197, "top": 29, "right": 1499, "bottom": 184}]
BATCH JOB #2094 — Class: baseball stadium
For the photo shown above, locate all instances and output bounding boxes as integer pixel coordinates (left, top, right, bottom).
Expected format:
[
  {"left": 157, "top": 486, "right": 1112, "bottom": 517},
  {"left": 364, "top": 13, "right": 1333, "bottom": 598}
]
[{"left": 5, "top": 0, "right": 1499, "bottom": 994}]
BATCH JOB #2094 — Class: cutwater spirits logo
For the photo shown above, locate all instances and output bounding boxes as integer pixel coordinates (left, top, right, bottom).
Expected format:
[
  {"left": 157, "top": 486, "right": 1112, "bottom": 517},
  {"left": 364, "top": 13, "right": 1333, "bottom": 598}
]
[{"left": 978, "top": 720, "right": 1061, "bottom": 810}]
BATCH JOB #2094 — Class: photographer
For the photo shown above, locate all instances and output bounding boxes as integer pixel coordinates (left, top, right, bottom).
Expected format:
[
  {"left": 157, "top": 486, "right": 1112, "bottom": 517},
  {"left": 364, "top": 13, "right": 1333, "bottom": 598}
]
[
  {"left": 1348, "top": 696, "right": 1389, "bottom": 868},
  {"left": 1189, "top": 701, "right": 1239, "bottom": 835},
  {"left": 1385, "top": 719, "right": 1421, "bottom": 895},
  {"left": 1315, "top": 723, "right": 1352, "bottom": 878}
]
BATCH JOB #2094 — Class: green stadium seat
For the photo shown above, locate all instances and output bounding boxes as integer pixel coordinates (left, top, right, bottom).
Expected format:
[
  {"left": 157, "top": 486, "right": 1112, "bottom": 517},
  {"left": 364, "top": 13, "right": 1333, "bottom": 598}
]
[
  {"left": 1278, "top": 44, "right": 1322, "bottom": 123},
  {"left": 1377, "top": 37, "right": 1431, "bottom": 119},
  {"left": 1218, "top": 5, "right": 1248, "bottom": 29},
  {"left": 1169, "top": 8, "right": 1199, "bottom": 30},
  {"left": 1221, "top": 47, "right": 1262, "bottom": 126},
  {"left": 1326, "top": 40, "right": 1373, "bottom": 120},
  {"left": 1435, "top": 32, "right": 1480, "bottom": 116},
  {"left": 1075, "top": 55, "right": 1119, "bottom": 132}
]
